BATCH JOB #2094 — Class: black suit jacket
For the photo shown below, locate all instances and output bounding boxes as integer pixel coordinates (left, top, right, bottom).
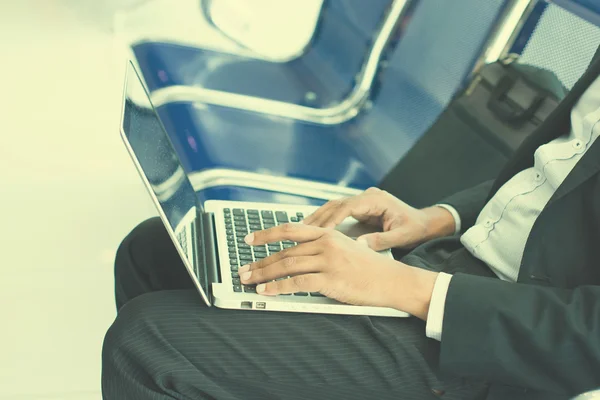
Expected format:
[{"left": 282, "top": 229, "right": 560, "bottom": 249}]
[{"left": 437, "top": 55, "right": 600, "bottom": 399}]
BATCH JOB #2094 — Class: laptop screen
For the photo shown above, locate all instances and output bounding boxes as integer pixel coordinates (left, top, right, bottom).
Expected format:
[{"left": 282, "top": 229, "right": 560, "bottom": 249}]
[{"left": 121, "top": 62, "right": 209, "bottom": 299}]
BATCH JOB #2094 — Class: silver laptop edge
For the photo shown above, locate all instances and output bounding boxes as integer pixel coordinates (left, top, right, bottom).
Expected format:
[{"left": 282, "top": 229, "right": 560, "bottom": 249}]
[{"left": 119, "top": 61, "right": 212, "bottom": 307}]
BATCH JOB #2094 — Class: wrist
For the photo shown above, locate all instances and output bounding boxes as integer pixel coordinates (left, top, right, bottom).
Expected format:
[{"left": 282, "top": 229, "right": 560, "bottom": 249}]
[
  {"left": 421, "top": 206, "right": 456, "bottom": 240},
  {"left": 389, "top": 264, "right": 438, "bottom": 321}
]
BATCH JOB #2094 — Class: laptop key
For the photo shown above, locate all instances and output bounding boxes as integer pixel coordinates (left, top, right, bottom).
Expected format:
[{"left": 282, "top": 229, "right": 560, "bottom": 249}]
[
  {"left": 229, "top": 252, "right": 237, "bottom": 259},
  {"left": 294, "top": 292, "right": 309, "bottom": 296},
  {"left": 290, "top": 217, "right": 298, "bottom": 222},
  {"left": 261, "top": 210, "right": 274, "bottom": 219},
  {"left": 233, "top": 285, "right": 242, "bottom": 292},
  {"left": 227, "top": 240, "right": 236, "bottom": 247},
  {"left": 247, "top": 209, "right": 259, "bottom": 215},
  {"left": 275, "top": 211, "right": 289, "bottom": 223},
  {"left": 249, "top": 224, "right": 262, "bottom": 231},
  {"left": 233, "top": 209, "right": 245, "bottom": 216},
  {"left": 238, "top": 248, "right": 252, "bottom": 255},
  {"left": 224, "top": 208, "right": 231, "bottom": 214},
  {"left": 227, "top": 235, "right": 235, "bottom": 241},
  {"left": 282, "top": 244, "right": 295, "bottom": 249},
  {"left": 244, "top": 285, "right": 257, "bottom": 293},
  {"left": 310, "top": 292, "right": 325, "bottom": 297},
  {"left": 232, "top": 278, "right": 241, "bottom": 285},
  {"left": 229, "top": 259, "right": 238, "bottom": 266},
  {"left": 240, "top": 254, "right": 253, "bottom": 262},
  {"left": 226, "top": 229, "right": 233, "bottom": 235},
  {"left": 237, "top": 243, "right": 250, "bottom": 249},
  {"left": 231, "top": 271, "right": 239, "bottom": 278},
  {"left": 231, "top": 265, "right": 239, "bottom": 272}
]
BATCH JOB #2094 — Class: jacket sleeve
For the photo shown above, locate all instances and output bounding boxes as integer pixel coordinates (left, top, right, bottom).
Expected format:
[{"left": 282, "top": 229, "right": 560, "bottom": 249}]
[
  {"left": 438, "top": 180, "right": 495, "bottom": 230},
  {"left": 439, "top": 273, "right": 600, "bottom": 396}
]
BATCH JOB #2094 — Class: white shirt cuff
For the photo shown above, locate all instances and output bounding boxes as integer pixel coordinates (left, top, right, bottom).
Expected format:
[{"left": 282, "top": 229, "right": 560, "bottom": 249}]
[
  {"left": 434, "top": 204, "right": 461, "bottom": 234},
  {"left": 425, "top": 272, "right": 453, "bottom": 341}
]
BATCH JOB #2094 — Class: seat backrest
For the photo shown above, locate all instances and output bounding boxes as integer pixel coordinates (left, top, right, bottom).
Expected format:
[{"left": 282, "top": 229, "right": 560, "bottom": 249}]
[
  {"left": 513, "top": 2, "right": 600, "bottom": 89},
  {"left": 295, "top": 0, "right": 392, "bottom": 101},
  {"left": 349, "top": 0, "right": 510, "bottom": 181},
  {"left": 132, "top": 0, "right": 393, "bottom": 110},
  {"left": 389, "top": 0, "right": 509, "bottom": 106}
]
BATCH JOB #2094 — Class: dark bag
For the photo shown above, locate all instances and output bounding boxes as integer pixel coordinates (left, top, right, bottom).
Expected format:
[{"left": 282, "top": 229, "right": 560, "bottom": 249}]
[{"left": 379, "top": 56, "right": 566, "bottom": 208}]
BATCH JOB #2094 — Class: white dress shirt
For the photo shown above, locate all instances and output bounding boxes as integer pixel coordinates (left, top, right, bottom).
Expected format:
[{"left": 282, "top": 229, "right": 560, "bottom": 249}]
[{"left": 426, "top": 74, "right": 600, "bottom": 341}]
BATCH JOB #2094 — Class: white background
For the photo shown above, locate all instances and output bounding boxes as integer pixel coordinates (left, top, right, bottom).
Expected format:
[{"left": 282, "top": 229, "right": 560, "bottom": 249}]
[{"left": 0, "top": 1, "right": 157, "bottom": 398}]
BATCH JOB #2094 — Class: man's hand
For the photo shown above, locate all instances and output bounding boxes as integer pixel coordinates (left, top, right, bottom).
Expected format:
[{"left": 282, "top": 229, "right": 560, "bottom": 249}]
[
  {"left": 302, "top": 187, "right": 456, "bottom": 251},
  {"left": 239, "top": 223, "right": 438, "bottom": 320}
]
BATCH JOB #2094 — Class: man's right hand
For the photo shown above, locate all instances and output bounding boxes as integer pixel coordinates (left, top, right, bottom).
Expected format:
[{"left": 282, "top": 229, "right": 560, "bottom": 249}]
[{"left": 302, "top": 187, "right": 456, "bottom": 251}]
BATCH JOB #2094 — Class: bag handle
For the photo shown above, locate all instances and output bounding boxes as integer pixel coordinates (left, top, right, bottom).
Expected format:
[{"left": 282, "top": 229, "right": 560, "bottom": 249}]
[{"left": 487, "top": 74, "right": 545, "bottom": 124}]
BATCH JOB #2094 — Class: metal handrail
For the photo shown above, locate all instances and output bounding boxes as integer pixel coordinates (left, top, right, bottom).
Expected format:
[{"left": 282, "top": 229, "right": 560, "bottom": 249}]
[
  {"left": 189, "top": 168, "right": 363, "bottom": 200},
  {"left": 150, "top": 0, "right": 408, "bottom": 125}
]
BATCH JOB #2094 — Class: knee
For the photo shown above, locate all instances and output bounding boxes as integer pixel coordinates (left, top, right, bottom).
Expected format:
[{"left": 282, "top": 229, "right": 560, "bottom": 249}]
[
  {"left": 102, "top": 292, "right": 158, "bottom": 366},
  {"left": 102, "top": 290, "right": 204, "bottom": 367},
  {"left": 102, "top": 291, "right": 176, "bottom": 396}
]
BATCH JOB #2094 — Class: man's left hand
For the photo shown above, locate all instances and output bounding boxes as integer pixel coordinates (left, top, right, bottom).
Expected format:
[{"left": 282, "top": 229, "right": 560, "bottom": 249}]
[{"left": 239, "top": 223, "right": 438, "bottom": 319}]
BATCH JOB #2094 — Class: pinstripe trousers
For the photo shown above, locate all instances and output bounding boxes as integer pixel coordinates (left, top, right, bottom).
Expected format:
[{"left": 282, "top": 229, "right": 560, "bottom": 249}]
[{"left": 102, "top": 218, "right": 491, "bottom": 399}]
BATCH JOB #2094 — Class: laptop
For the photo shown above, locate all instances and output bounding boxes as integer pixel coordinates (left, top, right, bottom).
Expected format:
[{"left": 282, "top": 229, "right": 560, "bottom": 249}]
[{"left": 120, "top": 61, "right": 409, "bottom": 317}]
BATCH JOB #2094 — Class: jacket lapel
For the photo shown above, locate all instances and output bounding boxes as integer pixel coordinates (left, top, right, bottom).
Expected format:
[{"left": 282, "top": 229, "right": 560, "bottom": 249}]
[{"left": 547, "top": 138, "right": 600, "bottom": 207}]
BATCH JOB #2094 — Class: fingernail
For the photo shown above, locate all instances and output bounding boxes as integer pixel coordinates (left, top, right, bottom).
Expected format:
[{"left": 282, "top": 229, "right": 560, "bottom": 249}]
[
  {"left": 239, "top": 264, "right": 250, "bottom": 273},
  {"left": 244, "top": 233, "right": 254, "bottom": 244},
  {"left": 241, "top": 271, "right": 252, "bottom": 281},
  {"left": 256, "top": 284, "right": 266, "bottom": 293}
]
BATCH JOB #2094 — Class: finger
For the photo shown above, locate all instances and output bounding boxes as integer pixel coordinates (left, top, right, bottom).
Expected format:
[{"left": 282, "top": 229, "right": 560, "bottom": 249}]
[
  {"left": 302, "top": 200, "right": 339, "bottom": 225},
  {"left": 310, "top": 206, "right": 340, "bottom": 228},
  {"left": 310, "top": 199, "right": 349, "bottom": 227},
  {"left": 256, "top": 273, "right": 326, "bottom": 296},
  {"left": 240, "top": 241, "right": 322, "bottom": 271},
  {"left": 357, "top": 230, "right": 407, "bottom": 251},
  {"left": 245, "top": 223, "right": 325, "bottom": 246},
  {"left": 240, "top": 255, "right": 325, "bottom": 285},
  {"left": 321, "top": 202, "right": 362, "bottom": 228}
]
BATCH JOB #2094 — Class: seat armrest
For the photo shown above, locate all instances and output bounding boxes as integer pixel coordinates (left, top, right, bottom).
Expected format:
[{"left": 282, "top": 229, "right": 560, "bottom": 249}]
[{"left": 189, "top": 168, "right": 362, "bottom": 200}]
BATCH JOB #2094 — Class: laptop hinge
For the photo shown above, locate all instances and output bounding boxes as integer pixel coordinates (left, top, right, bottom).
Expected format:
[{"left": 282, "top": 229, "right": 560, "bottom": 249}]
[{"left": 201, "top": 212, "right": 221, "bottom": 297}]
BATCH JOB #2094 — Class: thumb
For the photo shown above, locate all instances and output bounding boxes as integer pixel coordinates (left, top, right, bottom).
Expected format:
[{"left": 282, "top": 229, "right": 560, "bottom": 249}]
[{"left": 357, "top": 231, "right": 402, "bottom": 251}]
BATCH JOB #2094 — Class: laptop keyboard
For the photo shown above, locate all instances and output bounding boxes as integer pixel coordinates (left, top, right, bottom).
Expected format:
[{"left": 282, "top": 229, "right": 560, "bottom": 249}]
[{"left": 224, "top": 208, "right": 325, "bottom": 298}]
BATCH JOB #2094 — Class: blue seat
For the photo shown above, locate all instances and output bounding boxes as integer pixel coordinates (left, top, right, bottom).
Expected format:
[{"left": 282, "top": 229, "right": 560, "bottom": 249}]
[
  {"left": 145, "top": 0, "right": 510, "bottom": 204},
  {"left": 133, "top": 0, "right": 392, "bottom": 108},
  {"left": 136, "top": 0, "right": 600, "bottom": 205}
]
